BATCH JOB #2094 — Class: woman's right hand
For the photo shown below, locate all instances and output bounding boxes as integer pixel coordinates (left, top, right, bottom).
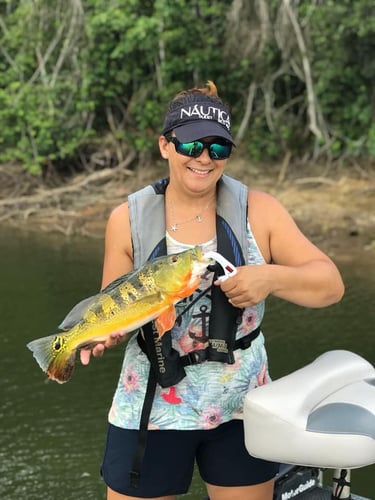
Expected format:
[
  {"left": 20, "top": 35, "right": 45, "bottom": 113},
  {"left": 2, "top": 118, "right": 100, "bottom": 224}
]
[{"left": 79, "top": 331, "right": 127, "bottom": 365}]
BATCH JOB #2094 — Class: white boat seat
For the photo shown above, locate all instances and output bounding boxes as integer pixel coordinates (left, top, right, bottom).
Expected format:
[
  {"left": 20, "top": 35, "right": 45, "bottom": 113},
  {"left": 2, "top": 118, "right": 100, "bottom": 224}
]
[{"left": 243, "top": 350, "right": 375, "bottom": 469}]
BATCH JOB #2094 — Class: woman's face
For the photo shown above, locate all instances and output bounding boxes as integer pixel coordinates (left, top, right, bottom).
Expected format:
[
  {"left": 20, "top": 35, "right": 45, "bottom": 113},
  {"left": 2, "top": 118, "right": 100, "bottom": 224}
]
[{"left": 158, "top": 135, "right": 228, "bottom": 196}]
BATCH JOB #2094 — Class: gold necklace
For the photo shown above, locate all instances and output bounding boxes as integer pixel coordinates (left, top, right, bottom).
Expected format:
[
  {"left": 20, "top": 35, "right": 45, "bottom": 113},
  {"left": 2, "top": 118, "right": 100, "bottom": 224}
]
[{"left": 168, "top": 198, "right": 214, "bottom": 232}]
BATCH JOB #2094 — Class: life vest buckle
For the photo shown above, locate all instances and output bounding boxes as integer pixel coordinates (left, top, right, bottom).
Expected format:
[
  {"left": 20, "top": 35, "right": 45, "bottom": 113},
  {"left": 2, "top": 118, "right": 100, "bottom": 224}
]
[{"left": 183, "top": 349, "right": 208, "bottom": 366}]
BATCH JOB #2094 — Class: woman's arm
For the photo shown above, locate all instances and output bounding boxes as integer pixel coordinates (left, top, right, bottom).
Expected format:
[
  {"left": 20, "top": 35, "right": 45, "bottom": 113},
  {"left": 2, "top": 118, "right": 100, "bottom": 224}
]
[
  {"left": 80, "top": 202, "right": 134, "bottom": 364},
  {"left": 101, "top": 202, "right": 134, "bottom": 289},
  {"left": 219, "top": 191, "right": 345, "bottom": 309}
]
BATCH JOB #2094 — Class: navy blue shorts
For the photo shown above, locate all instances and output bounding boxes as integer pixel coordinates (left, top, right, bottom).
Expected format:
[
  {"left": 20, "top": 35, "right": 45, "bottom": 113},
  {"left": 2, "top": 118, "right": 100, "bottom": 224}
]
[{"left": 101, "top": 420, "right": 279, "bottom": 497}]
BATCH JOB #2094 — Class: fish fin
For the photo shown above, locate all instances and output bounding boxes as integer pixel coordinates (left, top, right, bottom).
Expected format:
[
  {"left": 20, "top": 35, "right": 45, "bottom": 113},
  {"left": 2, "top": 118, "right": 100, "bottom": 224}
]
[
  {"left": 101, "top": 269, "right": 137, "bottom": 293},
  {"left": 58, "top": 269, "right": 138, "bottom": 330},
  {"left": 27, "top": 334, "right": 76, "bottom": 384},
  {"left": 27, "top": 334, "right": 57, "bottom": 372},
  {"left": 58, "top": 294, "right": 100, "bottom": 330},
  {"left": 176, "top": 275, "right": 201, "bottom": 299},
  {"left": 46, "top": 352, "right": 76, "bottom": 384},
  {"left": 155, "top": 305, "right": 177, "bottom": 338}
]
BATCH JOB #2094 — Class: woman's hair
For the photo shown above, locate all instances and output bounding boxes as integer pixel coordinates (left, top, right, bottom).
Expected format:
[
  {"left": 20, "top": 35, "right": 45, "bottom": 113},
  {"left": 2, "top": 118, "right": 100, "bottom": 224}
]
[
  {"left": 173, "top": 80, "right": 219, "bottom": 99},
  {"left": 166, "top": 81, "right": 224, "bottom": 113}
]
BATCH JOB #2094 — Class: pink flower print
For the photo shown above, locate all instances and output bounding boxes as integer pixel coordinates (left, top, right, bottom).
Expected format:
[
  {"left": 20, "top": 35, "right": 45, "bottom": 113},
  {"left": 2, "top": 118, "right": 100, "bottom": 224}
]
[
  {"left": 201, "top": 406, "right": 223, "bottom": 429},
  {"left": 244, "top": 312, "right": 254, "bottom": 327},
  {"left": 122, "top": 367, "right": 140, "bottom": 393},
  {"left": 238, "top": 311, "right": 255, "bottom": 335},
  {"left": 257, "top": 364, "right": 268, "bottom": 386},
  {"left": 179, "top": 327, "right": 208, "bottom": 354},
  {"left": 179, "top": 332, "right": 195, "bottom": 353}
]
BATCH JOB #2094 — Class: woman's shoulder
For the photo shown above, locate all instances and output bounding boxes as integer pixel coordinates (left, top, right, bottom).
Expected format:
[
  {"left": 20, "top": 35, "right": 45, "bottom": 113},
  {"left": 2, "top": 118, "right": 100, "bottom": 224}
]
[
  {"left": 105, "top": 201, "right": 130, "bottom": 230},
  {"left": 105, "top": 201, "right": 132, "bottom": 250},
  {"left": 248, "top": 189, "right": 281, "bottom": 205},
  {"left": 109, "top": 200, "right": 129, "bottom": 217},
  {"left": 247, "top": 189, "right": 294, "bottom": 263},
  {"left": 248, "top": 189, "right": 289, "bottom": 218}
]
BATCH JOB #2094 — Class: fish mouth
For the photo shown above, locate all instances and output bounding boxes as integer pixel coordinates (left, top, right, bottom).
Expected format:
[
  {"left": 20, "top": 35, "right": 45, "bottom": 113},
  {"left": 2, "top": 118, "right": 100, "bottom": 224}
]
[
  {"left": 191, "top": 251, "right": 215, "bottom": 277},
  {"left": 186, "top": 246, "right": 216, "bottom": 283},
  {"left": 192, "top": 246, "right": 213, "bottom": 264}
]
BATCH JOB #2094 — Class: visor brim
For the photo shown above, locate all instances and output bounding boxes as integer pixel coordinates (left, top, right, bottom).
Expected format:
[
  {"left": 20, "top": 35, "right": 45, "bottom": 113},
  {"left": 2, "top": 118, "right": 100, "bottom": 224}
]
[{"left": 173, "top": 121, "right": 235, "bottom": 145}]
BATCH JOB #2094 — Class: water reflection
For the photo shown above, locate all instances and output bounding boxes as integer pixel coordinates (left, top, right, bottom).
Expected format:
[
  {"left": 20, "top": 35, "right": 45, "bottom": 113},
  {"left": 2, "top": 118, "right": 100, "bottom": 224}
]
[{"left": 0, "top": 229, "right": 374, "bottom": 499}]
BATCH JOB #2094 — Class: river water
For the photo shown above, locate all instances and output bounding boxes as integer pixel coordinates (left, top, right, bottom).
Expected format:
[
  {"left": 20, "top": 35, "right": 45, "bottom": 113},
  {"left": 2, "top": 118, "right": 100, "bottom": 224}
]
[{"left": 0, "top": 229, "right": 374, "bottom": 499}]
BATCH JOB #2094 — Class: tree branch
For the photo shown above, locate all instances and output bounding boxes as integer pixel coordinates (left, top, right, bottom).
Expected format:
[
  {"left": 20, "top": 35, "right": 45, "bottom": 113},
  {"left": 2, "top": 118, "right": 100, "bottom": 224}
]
[
  {"left": 235, "top": 81, "right": 257, "bottom": 143},
  {"left": 282, "top": 0, "right": 322, "bottom": 139}
]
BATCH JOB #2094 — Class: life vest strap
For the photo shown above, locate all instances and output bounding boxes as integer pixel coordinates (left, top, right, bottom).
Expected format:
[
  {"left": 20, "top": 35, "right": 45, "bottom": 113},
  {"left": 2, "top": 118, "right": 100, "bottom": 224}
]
[
  {"left": 137, "top": 326, "right": 261, "bottom": 369},
  {"left": 129, "top": 366, "right": 157, "bottom": 489},
  {"left": 180, "top": 326, "right": 261, "bottom": 367}
]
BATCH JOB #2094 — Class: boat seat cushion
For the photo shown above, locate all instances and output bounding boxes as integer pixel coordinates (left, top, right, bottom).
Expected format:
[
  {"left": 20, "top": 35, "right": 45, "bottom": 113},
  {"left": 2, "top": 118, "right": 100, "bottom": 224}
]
[{"left": 243, "top": 351, "right": 375, "bottom": 468}]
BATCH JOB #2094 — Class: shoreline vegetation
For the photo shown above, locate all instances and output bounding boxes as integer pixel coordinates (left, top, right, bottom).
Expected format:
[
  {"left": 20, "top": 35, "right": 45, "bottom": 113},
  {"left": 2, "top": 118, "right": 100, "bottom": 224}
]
[
  {"left": 1, "top": 2, "right": 373, "bottom": 267},
  {"left": 0, "top": 160, "right": 374, "bottom": 263},
  {"left": 1, "top": 2, "right": 373, "bottom": 176}
]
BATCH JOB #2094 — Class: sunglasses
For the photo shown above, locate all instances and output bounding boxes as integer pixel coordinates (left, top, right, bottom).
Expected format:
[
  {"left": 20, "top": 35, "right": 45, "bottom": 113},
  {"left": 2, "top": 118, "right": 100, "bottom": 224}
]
[{"left": 166, "top": 136, "right": 232, "bottom": 160}]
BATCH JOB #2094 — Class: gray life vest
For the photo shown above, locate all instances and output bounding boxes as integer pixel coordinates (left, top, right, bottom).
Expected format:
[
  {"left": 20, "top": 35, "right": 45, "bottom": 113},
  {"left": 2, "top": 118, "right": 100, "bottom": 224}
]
[
  {"left": 128, "top": 174, "right": 260, "bottom": 388},
  {"left": 129, "top": 174, "right": 248, "bottom": 267}
]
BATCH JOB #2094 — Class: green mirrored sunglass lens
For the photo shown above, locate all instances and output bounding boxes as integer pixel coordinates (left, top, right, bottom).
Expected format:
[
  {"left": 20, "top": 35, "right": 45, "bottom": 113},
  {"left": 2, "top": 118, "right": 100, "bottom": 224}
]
[
  {"left": 209, "top": 144, "right": 231, "bottom": 159},
  {"left": 178, "top": 142, "right": 203, "bottom": 157}
]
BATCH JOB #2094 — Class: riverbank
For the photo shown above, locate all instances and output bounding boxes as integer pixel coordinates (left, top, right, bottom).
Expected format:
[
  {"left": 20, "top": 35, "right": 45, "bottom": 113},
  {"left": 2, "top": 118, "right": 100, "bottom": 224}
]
[{"left": 0, "top": 160, "right": 374, "bottom": 262}]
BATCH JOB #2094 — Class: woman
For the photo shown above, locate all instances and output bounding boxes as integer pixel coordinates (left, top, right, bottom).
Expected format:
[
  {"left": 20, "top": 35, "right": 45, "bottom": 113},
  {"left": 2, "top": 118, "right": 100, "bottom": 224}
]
[{"left": 81, "top": 81, "right": 344, "bottom": 500}]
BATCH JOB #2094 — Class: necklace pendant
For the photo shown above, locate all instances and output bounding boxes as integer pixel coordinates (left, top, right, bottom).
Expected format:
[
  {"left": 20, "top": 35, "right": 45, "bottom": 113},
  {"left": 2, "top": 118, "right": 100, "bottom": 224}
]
[
  {"left": 196, "top": 215, "right": 202, "bottom": 223},
  {"left": 171, "top": 223, "right": 178, "bottom": 232}
]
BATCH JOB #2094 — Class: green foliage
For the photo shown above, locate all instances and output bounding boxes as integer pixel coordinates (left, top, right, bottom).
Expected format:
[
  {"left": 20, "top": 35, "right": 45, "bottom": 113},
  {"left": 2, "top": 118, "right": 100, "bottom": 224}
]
[
  {"left": 309, "top": 0, "right": 375, "bottom": 158},
  {"left": 0, "top": 0, "right": 373, "bottom": 175},
  {"left": 0, "top": 0, "right": 95, "bottom": 173}
]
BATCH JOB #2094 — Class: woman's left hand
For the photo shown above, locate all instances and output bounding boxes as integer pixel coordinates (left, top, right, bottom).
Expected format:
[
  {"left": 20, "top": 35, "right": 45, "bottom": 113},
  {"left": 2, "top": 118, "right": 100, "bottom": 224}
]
[{"left": 215, "top": 265, "right": 272, "bottom": 308}]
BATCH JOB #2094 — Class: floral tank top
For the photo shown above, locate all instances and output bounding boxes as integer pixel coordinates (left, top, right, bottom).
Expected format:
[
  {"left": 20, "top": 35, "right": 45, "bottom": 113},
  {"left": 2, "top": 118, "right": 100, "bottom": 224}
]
[{"left": 108, "top": 221, "right": 271, "bottom": 430}]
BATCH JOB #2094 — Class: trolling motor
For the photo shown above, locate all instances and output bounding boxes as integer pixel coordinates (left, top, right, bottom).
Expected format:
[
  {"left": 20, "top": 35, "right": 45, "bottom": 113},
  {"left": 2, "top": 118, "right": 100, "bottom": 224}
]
[{"left": 243, "top": 350, "right": 375, "bottom": 499}]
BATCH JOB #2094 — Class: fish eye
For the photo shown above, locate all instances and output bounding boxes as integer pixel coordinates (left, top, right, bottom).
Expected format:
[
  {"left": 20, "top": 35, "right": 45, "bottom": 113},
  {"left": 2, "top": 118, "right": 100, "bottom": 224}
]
[{"left": 170, "top": 255, "right": 179, "bottom": 263}]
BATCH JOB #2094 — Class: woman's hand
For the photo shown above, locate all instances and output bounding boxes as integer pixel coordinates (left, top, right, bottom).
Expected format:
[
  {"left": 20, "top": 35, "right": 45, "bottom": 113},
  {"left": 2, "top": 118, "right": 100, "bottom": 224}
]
[
  {"left": 80, "top": 331, "right": 128, "bottom": 365},
  {"left": 215, "top": 265, "right": 273, "bottom": 309},
  {"left": 216, "top": 258, "right": 344, "bottom": 309}
]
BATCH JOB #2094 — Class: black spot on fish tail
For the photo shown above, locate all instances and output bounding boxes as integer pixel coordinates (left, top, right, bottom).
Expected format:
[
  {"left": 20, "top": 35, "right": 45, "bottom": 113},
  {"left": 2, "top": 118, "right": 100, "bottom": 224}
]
[{"left": 27, "top": 334, "right": 76, "bottom": 384}]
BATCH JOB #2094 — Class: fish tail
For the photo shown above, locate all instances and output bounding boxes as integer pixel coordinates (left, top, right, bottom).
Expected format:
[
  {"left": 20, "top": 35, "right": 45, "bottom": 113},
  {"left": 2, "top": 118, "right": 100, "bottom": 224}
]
[{"left": 27, "top": 334, "right": 76, "bottom": 384}]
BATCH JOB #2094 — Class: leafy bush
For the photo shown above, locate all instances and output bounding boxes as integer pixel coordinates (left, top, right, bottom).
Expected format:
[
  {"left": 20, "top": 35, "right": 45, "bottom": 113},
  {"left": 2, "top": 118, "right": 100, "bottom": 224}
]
[{"left": 0, "top": 0, "right": 373, "bottom": 174}]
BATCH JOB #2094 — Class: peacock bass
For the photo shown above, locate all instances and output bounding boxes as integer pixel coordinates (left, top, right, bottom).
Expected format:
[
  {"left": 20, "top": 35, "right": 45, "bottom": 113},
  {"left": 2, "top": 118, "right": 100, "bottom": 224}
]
[{"left": 27, "top": 246, "right": 211, "bottom": 384}]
